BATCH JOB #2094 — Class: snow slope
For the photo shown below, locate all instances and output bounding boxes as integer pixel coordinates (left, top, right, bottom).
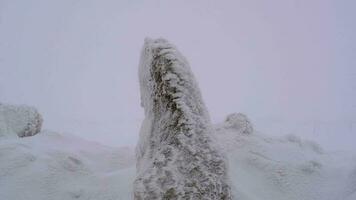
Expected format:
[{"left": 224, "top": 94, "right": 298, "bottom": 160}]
[
  {"left": 0, "top": 131, "right": 135, "bottom": 200},
  {"left": 215, "top": 116, "right": 356, "bottom": 200}
]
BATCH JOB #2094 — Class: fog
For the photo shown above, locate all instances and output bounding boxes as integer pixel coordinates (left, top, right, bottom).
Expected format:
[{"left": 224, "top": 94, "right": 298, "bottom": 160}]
[{"left": 0, "top": 0, "right": 355, "bottom": 150}]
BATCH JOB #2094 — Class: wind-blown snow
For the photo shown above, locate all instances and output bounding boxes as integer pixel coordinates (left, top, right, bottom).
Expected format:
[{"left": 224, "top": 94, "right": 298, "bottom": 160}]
[
  {"left": 0, "top": 104, "right": 43, "bottom": 138},
  {"left": 134, "top": 38, "right": 232, "bottom": 199}
]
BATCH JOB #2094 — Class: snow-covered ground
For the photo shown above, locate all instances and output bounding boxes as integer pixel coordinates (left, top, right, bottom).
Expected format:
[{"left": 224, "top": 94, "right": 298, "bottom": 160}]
[
  {"left": 215, "top": 118, "right": 356, "bottom": 200},
  {"left": 0, "top": 131, "right": 135, "bottom": 200},
  {"left": 1, "top": 123, "right": 355, "bottom": 200}
]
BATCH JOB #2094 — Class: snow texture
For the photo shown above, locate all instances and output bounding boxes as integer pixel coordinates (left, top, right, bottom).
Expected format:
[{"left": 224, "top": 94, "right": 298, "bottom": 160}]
[
  {"left": 0, "top": 103, "right": 43, "bottom": 138},
  {"left": 134, "top": 38, "right": 232, "bottom": 200}
]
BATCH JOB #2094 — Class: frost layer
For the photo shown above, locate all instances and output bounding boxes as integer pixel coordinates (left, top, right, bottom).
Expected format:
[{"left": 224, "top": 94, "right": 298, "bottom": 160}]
[
  {"left": 0, "top": 104, "right": 43, "bottom": 138},
  {"left": 134, "top": 38, "right": 232, "bottom": 199}
]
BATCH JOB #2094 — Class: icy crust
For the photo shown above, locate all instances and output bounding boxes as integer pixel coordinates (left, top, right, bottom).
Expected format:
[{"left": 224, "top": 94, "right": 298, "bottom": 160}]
[
  {"left": 135, "top": 38, "right": 232, "bottom": 199},
  {"left": 0, "top": 104, "right": 43, "bottom": 138}
]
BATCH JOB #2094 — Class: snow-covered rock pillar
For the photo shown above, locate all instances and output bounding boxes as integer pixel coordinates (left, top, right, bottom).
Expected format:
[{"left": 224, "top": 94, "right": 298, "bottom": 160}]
[{"left": 134, "top": 38, "right": 232, "bottom": 200}]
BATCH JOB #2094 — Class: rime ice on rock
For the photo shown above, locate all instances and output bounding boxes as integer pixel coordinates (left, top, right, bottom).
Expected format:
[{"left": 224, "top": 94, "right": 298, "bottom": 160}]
[
  {"left": 0, "top": 104, "right": 43, "bottom": 138},
  {"left": 224, "top": 113, "right": 253, "bottom": 134},
  {"left": 134, "top": 38, "right": 232, "bottom": 199}
]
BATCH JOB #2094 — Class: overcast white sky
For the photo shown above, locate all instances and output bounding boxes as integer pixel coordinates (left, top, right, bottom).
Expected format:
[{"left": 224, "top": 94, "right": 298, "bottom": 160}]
[{"left": 0, "top": 0, "right": 355, "bottom": 150}]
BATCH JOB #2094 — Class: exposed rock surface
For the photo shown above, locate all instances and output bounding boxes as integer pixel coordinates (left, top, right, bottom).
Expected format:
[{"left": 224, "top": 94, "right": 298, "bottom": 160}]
[
  {"left": 0, "top": 104, "right": 43, "bottom": 138},
  {"left": 134, "top": 38, "right": 232, "bottom": 199}
]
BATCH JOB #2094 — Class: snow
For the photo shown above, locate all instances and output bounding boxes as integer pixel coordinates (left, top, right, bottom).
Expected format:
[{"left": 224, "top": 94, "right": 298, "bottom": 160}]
[
  {"left": 1, "top": 38, "right": 355, "bottom": 200},
  {"left": 1, "top": 118, "right": 356, "bottom": 199},
  {"left": 215, "top": 118, "right": 356, "bottom": 200},
  {"left": 0, "top": 131, "right": 135, "bottom": 200},
  {"left": 1, "top": 120, "right": 355, "bottom": 200}
]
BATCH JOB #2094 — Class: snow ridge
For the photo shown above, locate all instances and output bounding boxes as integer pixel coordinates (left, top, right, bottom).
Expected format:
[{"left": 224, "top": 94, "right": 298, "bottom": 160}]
[{"left": 134, "top": 38, "right": 232, "bottom": 199}]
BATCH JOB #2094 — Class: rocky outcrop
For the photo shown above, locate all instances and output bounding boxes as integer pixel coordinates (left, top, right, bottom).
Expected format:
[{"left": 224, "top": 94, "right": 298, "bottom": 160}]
[
  {"left": 0, "top": 104, "right": 43, "bottom": 138},
  {"left": 134, "top": 38, "right": 232, "bottom": 199},
  {"left": 224, "top": 113, "right": 253, "bottom": 134}
]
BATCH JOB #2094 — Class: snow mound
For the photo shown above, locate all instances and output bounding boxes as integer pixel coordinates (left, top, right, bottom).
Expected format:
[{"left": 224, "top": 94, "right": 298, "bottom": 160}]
[
  {"left": 0, "top": 131, "right": 135, "bottom": 200},
  {"left": 0, "top": 104, "right": 43, "bottom": 138},
  {"left": 135, "top": 38, "right": 232, "bottom": 199}
]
